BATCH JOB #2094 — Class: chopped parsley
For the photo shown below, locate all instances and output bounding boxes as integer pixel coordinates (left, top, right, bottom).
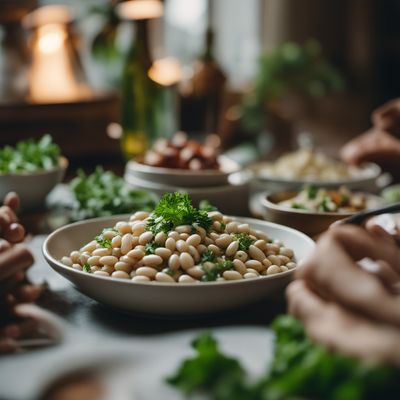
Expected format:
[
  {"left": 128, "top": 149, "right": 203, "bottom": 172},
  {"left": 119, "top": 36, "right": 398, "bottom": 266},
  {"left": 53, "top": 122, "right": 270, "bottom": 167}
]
[
  {"left": 306, "top": 185, "right": 318, "bottom": 199},
  {"left": 199, "top": 200, "right": 219, "bottom": 212},
  {"left": 83, "top": 263, "right": 91, "bottom": 273},
  {"left": 145, "top": 242, "right": 161, "bottom": 255},
  {"left": 201, "top": 260, "right": 234, "bottom": 282},
  {"left": 146, "top": 193, "right": 213, "bottom": 234},
  {"left": 95, "top": 235, "right": 112, "bottom": 248},
  {"left": 201, "top": 249, "right": 217, "bottom": 264},
  {"left": 292, "top": 202, "right": 307, "bottom": 210},
  {"left": 234, "top": 233, "right": 255, "bottom": 251}
]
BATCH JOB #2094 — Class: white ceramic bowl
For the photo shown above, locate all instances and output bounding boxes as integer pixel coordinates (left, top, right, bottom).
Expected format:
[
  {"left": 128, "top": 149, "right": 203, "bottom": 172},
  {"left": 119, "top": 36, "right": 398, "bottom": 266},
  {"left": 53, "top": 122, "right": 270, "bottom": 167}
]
[
  {"left": 0, "top": 157, "right": 68, "bottom": 211},
  {"left": 124, "top": 172, "right": 250, "bottom": 216},
  {"left": 42, "top": 215, "right": 315, "bottom": 316},
  {"left": 125, "top": 155, "right": 241, "bottom": 188},
  {"left": 249, "top": 162, "right": 381, "bottom": 192}
]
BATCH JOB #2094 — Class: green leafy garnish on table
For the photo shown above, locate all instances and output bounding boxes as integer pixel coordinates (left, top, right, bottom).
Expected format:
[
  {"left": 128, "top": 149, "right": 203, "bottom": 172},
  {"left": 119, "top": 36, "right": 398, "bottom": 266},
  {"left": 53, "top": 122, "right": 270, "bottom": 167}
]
[
  {"left": 147, "top": 193, "right": 213, "bottom": 234},
  {"left": 168, "top": 315, "right": 400, "bottom": 400},
  {"left": 234, "top": 233, "right": 255, "bottom": 251},
  {"left": 69, "top": 167, "right": 157, "bottom": 220},
  {"left": 0, "top": 134, "right": 60, "bottom": 174}
]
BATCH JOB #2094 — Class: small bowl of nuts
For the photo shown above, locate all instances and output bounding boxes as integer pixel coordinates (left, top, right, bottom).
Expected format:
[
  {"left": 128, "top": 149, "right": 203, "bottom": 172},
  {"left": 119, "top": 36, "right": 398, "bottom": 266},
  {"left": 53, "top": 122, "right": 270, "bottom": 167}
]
[{"left": 125, "top": 132, "right": 241, "bottom": 188}]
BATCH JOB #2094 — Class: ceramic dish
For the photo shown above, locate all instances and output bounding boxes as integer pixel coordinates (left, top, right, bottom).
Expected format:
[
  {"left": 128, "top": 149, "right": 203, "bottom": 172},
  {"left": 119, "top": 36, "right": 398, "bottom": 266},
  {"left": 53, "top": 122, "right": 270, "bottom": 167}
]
[
  {"left": 249, "top": 162, "right": 381, "bottom": 191},
  {"left": 0, "top": 156, "right": 68, "bottom": 211},
  {"left": 125, "top": 155, "right": 241, "bottom": 188},
  {"left": 261, "top": 191, "right": 384, "bottom": 237},
  {"left": 42, "top": 215, "right": 315, "bottom": 316}
]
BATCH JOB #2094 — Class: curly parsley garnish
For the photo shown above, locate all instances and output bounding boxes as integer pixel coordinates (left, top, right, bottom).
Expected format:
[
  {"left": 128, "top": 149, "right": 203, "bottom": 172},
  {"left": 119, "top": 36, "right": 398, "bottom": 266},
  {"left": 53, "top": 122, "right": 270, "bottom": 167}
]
[
  {"left": 201, "top": 260, "right": 234, "bottom": 282},
  {"left": 234, "top": 233, "right": 255, "bottom": 251},
  {"left": 83, "top": 263, "right": 91, "bottom": 273},
  {"left": 145, "top": 242, "right": 161, "bottom": 255},
  {"left": 201, "top": 249, "right": 217, "bottom": 264},
  {"left": 146, "top": 193, "right": 213, "bottom": 234},
  {"left": 95, "top": 235, "right": 112, "bottom": 248}
]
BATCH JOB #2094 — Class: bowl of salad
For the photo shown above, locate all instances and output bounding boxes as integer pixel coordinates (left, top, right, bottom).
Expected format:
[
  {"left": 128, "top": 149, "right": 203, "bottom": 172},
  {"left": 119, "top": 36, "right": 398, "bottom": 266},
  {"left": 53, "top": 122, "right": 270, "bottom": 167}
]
[
  {"left": 0, "top": 135, "right": 67, "bottom": 210},
  {"left": 261, "top": 186, "right": 383, "bottom": 237}
]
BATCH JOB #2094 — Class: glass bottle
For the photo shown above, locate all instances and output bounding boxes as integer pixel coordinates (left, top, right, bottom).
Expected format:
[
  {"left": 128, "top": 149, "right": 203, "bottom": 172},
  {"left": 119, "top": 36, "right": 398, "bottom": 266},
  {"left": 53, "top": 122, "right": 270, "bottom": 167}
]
[{"left": 121, "top": 19, "right": 162, "bottom": 159}]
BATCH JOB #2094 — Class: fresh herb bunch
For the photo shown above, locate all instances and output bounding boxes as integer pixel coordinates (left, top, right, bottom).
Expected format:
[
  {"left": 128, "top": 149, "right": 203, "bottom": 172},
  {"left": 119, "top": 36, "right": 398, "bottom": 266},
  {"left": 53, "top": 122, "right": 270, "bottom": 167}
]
[
  {"left": 234, "top": 233, "right": 255, "bottom": 251},
  {"left": 168, "top": 315, "right": 400, "bottom": 400},
  {"left": 146, "top": 193, "right": 213, "bottom": 234},
  {"left": 70, "top": 167, "right": 157, "bottom": 220},
  {"left": 201, "top": 260, "right": 234, "bottom": 282},
  {"left": 0, "top": 135, "right": 60, "bottom": 174}
]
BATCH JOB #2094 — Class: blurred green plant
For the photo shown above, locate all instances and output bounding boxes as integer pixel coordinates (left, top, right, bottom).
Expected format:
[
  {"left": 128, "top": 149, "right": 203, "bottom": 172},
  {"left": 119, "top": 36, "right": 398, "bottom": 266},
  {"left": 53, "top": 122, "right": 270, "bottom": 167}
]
[{"left": 242, "top": 40, "right": 345, "bottom": 132}]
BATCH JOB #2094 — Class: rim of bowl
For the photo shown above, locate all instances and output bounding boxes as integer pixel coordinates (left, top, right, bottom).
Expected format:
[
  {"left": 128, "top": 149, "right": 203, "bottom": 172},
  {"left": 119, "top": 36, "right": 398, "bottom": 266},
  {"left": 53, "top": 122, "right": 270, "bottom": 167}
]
[
  {"left": 261, "top": 190, "right": 382, "bottom": 217},
  {"left": 0, "top": 156, "right": 68, "bottom": 177},
  {"left": 42, "top": 215, "right": 314, "bottom": 288},
  {"left": 127, "top": 155, "right": 241, "bottom": 177},
  {"left": 250, "top": 161, "right": 381, "bottom": 184}
]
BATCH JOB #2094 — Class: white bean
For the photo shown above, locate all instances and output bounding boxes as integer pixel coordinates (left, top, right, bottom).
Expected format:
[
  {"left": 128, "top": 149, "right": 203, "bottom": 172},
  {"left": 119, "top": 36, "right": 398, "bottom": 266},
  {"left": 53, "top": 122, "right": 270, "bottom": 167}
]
[
  {"left": 61, "top": 256, "right": 73, "bottom": 267},
  {"left": 90, "top": 266, "right": 100, "bottom": 273},
  {"left": 69, "top": 251, "right": 80, "bottom": 263},
  {"left": 133, "top": 211, "right": 149, "bottom": 221},
  {"left": 233, "top": 259, "right": 246, "bottom": 275},
  {"left": 111, "top": 235, "right": 122, "bottom": 248},
  {"left": 215, "top": 234, "right": 232, "bottom": 248},
  {"left": 131, "top": 221, "right": 146, "bottom": 236},
  {"left": 225, "top": 241, "right": 239, "bottom": 257},
  {"left": 155, "top": 247, "right": 172, "bottom": 259},
  {"left": 176, "top": 240, "right": 189, "bottom": 253},
  {"left": 286, "top": 262, "right": 297, "bottom": 270},
  {"left": 197, "top": 244, "right": 207, "bottom": 254},
  {"left": 139, "top": 231, "right": 154, "bottom": 245},
  {"left": 235, "top": 251, "right": 248, "bottom": 262},
  {"left": 279, "top": 255, "right": 290, "bottom": 265},
  {"left": 254, "top": 240, "right": 267, "bottom": 250},
  {"left": 155, "top": 231, "right": 167, "bottom": 245},
  {"left": 101, "top": 265, "right": 114, "bottom": 274},
  {"left": 208, "top": 244, "right": 221, "bottom": 256},
  {"left": 102, "top": 230, "right": 118, "bottom": 240},
  {"left": 179, "top": 274, "right": 197, "bottom": 283},
  {"left": 155, "top": 272, "right": 175, "bottom": 282},
  {"left": 112, "top": 271, "right": 130, "bottom": 279},
  {"left": 180, "top": 252, "right": 194, "bottom": 270},
  {"left": 100, "top": 256, "right": 118, "bottom": 266},
  {"left": 72, "top": 263, "right": 82, "bottom": 271},
  {"left": 280, "top": 266, "right": 289, "bottom": 272},
  {"left": 176, "top": 225, "right": 192, "bottom": 234},
  {"left": 237, "top": 223, "right": 250, "bottom": 233},
  {"left": 127, "top": 248, "right": 145, "bottom": 260},
  {"left": 280, "top": 247, "right": 294, "bottom": 258},
  {"left": 262, "top": 258, "right": 272, "bottom": 267},
  {"left": 188, "top": 245, "right": 200, "bottom": 262},
  {"left": 79, "top": 253, "right": 90, "bottom": 264},
  {"left": 80, "top": 241, "right": 97, "bottom": 253},
  {"left": 93, "top": 248, "right": 111, "bottom": 257},
  {"left": 136, "top": 266, "right": 158, "bottom": 279},
  {"left": 267, "top": 255, "right": 281, "bottom": 266},
  {"left": 186, "top": 234, "right": 201, "bottom": 247},
  {"left": 267, "top": 265, "right": 281, "bottom": 275},
  {"left": 244, "top": 272, "right": 258, "bottom": 279},
  {"left": 226, "top": 222, "right": 239, "bottom": 234},
  {"left": 245, "top": 260, "right": 263, "bottom": 272},
  {"left": 87, "top": 256, "right": 101, "bottom": 266},
  {"left": 112, "top": 248, "right": 122, "bottom": 258},
  {"left": 168, "top": 254, "right": 180, "bottom": 270},
  {"left": 165, "top": 237, "right": 176, "bottom": 251},
  {"left": 223, "top": 270, "right": 242, "bottom": 280},
  {"left": 168, "top": 231, "right": 180, "bottom": 240},
  {"left": 94, "top": 271, "right": 110, "bottom": 277},
  {"left": 116, "top": 221, "right": 132, "bottom": 234},
  {"left": 114, "top": 261, "right": 132, "bottom": 273},
  {"left": 187, "top": 266, "right": 204, "bottom": 279},
  {"left": 249, "top": 245, "right": 266, "bottom": 262},
  {"left": 246, "top": 268, "right": 260, "bottom": 276},
  {"left": 195, "top": 226, "right": 206, "bottom": 239},
  {"left": 132, "top": 275, "right": 150, "bottom": 282},
  {"left": 254, "top": 230, "right": 269, "bottom": 241},
  {"left": 142, "top": 255, "right": 163, "bottom": 267}
]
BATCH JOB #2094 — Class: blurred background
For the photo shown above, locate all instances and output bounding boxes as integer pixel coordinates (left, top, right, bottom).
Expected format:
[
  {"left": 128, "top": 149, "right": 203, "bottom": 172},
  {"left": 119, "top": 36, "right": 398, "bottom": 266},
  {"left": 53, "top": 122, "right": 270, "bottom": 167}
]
[{"left": 0, "top": 0, "right": 398, "bottom": 173}]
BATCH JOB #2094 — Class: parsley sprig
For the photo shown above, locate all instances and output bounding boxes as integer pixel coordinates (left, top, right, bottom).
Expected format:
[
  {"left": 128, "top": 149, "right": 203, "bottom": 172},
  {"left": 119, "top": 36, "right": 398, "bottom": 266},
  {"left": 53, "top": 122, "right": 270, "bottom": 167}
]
[
  {"left": 145, "top": 242, "right": 161, "bottom": 255},
  {"left": 234, "top": 233, "right": 255, "bottom": 251},
  {"left": 201, "top": 260, "right": 234, "bottom": 282},
  {"left": 146, "top": 193, "right": 213, "bottom": 234}
]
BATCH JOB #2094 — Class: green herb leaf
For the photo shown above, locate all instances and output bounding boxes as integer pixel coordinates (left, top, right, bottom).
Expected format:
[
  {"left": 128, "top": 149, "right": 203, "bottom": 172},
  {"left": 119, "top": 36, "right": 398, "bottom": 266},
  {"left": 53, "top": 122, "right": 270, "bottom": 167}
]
[
  {"left": 234, "top": 233, "right": 255, "bottom": 251},
  {"left": 145, "top": 242, "right": 161, "bottom": 255},
  {"left": 201, "top": 260, "right": 234, "bottom": 282},
  {"left": 95, "top": 235, "right": 112, "bottom": 248},
  {"left": 199, "top": 200, "right": 219, "bottom": 212},
  {"left": 306, "top": 185, "right": 318, "bottom": 199},
  {"left": 201, "top": 249, "right": 217, "bottom": 264},
  {"left": 83, "top": 263, "right": 91, "bottom": 273},
  {"left": 146, "top": 193, "right": 212, "bottom": 234}
]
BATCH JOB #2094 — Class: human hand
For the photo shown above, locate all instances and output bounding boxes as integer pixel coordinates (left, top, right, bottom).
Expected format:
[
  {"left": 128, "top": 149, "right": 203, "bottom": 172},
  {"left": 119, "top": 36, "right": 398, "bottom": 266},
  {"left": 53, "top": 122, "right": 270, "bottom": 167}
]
[
  {"left": 287, "top": 224, "right": 400, "bottom": 365},
  {"left": 0, "top": 192, "right": 42, "bottom": 353},
  {"left": 371, "top": 98, "right": 400, "bottom": 136}
]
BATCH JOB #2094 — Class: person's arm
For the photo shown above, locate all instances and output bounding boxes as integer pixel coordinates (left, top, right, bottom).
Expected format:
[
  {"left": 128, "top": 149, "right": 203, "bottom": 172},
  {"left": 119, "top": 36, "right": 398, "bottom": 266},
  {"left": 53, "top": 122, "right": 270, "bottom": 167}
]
[{"left": 286, "top": 224, "right": 400, "bottom": 365}]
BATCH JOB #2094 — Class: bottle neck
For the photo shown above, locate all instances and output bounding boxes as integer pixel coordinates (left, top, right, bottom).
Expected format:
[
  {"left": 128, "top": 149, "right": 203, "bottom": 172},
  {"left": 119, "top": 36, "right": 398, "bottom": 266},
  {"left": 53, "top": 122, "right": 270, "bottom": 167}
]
[{"left": 130, "top": 19, "right": 152, "bottom": 70}]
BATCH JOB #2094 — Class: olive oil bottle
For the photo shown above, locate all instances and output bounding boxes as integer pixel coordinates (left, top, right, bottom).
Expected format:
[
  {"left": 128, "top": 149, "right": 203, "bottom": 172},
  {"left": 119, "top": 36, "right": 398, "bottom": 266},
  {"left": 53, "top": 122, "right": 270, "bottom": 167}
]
[{"left": 121, "top": 19, "right": 162, "bottom": 159}]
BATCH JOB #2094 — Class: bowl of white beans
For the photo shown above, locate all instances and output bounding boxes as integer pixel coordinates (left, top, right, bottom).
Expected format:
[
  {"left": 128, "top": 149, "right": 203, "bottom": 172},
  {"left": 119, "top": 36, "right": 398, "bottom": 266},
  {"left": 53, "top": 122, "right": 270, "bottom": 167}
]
[{"left": 43, "top": 212, "right": 314, "bottom": 315}]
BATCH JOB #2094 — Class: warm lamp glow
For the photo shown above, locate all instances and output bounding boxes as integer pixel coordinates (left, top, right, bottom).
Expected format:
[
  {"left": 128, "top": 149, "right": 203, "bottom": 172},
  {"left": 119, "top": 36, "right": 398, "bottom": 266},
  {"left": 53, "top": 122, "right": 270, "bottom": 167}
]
[
  {"left": 25, "top": 6, "right": 90, "bottom": 103},
  {"left": 148, "top": 57, "right": 182, "bottom": 86},
  {"left": 117, "top": 0, "right": 163, "bottom": 20}
]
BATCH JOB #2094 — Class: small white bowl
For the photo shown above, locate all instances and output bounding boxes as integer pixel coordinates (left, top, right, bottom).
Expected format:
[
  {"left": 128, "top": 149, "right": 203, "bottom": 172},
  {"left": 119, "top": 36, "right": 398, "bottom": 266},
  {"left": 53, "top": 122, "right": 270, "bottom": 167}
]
[
  {"left": 249, "top": 162, "right": 382, "bottom": 192},
  {"left": 125, "top": 155, "right": 241, "bottom": 188},
  {"left": 0, "top": 157, "right": 68, "bottom": 211},
  {"left": 42, "top": 215, "right": 315, "bottom": 316}
]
